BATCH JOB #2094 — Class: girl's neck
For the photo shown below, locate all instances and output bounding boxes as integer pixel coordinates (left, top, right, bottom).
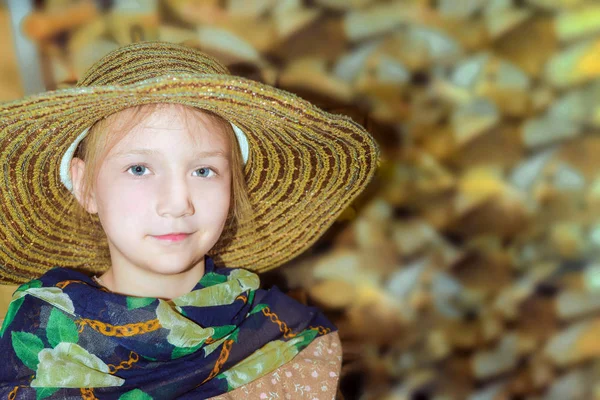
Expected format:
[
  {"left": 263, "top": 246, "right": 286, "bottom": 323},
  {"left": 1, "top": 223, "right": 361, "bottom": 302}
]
[{"left": 96, "top": 259, "right": 206, "bottom": 300}]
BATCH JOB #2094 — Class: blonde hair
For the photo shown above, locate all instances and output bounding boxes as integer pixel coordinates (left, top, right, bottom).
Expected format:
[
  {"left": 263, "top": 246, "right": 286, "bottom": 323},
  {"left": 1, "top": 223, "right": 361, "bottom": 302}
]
[{"left": 72, "top": 103, "right": 251, "bottom": 226}]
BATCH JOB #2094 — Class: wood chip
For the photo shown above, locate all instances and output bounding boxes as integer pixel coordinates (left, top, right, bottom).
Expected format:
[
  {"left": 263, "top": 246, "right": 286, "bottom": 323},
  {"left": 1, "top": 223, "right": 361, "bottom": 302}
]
[
  {"left": 164, "top": 0, "right": 226, "bottom": 25},
  {"left": 314, "top": 0, "right": 377, "bottom": 10},
  {"left": 308, "top": 279, "right": 356, "bottom": 309},
  {"left": 494, "top": 16, "right": 557, "bottom": 78},
  {"left": 273, "top": 2, "right": 321, "bottom": 40},
  {"left": 556, "top": 5, "right": 600, "bottom": 42},
  {"left": 343, "top": 2, "right": 422, "bottom": 42},
  {"left": 545, "top": 38, "right": 600, "bottom": 88},
  {"left": 484, "top": 8, "right": 532, "bottom": 39},
  {"left": 522, "top": 115, "right": 581, "bottom": 148},
  {"left": 544, "top": 369, "right": 588, "bottom": 400},
  {"left": 472, "top": 334, "right": 519, "bottom": 379},
  {"left": 22, "top": 0, "right": 98, "bottom": 41},
  {"left": 391, "top": 219, "right": 440, "bottom": 257},
  {"left": 526, "top": 0, "right": 588, "bottom": 9},
  {"left": 451, "top": 98, "right": 499, "bottom": 146},
  {"left": 550, "top": 222, "right": 586, "bottom": 259},
  {"left": 437, "top": 0, "right": 486, "bottom": 19},
  {"left": 279, "top": 57, "right": 354, "bottom": 102},
  {"left": 556, "top": 290, "right": 600, "bottom": 321},
  {"left": 227, "top": 0, "right": 275, "bottom": 18},
  {"left": 455, "top": 167, "right": 517, "bottom": 214},
  {"left": 544, "top": 318, "right": 600, "bottom": 366},
  {"left": 194, "top": 26, "right": 263, "bottom": 65},
  {"left": 333, "top": 40, "right": 381, "bottom": 83},
  {"left": 71, "top": 39, "right": 119, "bottom": 79}
]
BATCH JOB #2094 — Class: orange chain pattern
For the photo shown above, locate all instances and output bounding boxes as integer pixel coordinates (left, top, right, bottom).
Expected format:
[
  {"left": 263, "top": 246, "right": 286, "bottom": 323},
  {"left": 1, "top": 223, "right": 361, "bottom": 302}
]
[
  {"left": 235, "top": 294, "right": 247, "bottom": 304},
  {"left": 56, "top": 280, "right": 109, "bottom": 292},
  {"left": 55, "top": 280, "right": 79, "bottom": 289},
  {"left": 200, "top": 339, "right": 234, "bottom": 386},
  {"left": 77, "top": 318, "right": 161, "bottom": 337},
  {"left": 205, "top": 337, "right": 217, "bottom": 345},
  {"left": 107, "top": 351, "right": 140, "bottom": 374},
  {"left": 80, "top": 388, "right": 98, "bottom": 399},
  {"left": 55, "top": 280, "right": 86, "bottom": 289},
  {"left": 7, "top": 386, "right": 18, "bottom": 400},
  {"left": 262, "top": 307, "right": 297, "bottom": 339},
  {"left": 262, "top": 307, "right": 332, "bottom": 338},
  {"left": 8, "top": 376, "right": 33, "bottom": 399},
  {"left": 309, "top": 325, "right": 332, "bottom": 336}
]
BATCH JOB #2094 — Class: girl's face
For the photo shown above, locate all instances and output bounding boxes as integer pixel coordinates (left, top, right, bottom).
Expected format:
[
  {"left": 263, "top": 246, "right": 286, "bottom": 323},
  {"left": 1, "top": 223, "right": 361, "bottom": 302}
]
[{"left": 76, "top": 106, "right": 232, "bottom": 277}]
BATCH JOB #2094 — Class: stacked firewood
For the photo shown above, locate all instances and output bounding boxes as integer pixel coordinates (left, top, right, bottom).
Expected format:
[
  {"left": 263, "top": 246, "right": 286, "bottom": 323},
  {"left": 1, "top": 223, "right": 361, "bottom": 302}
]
[
  {"left": 18, "top": 0, "right": 600, "bottom": 398},
  {"left": 0, "top": 6, "right": 22, "bottom": 102}
]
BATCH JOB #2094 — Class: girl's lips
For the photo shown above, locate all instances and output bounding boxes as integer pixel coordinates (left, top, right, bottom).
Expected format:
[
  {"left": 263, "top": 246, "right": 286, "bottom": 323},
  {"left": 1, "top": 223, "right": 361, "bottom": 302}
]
[{"left": 153, "top": 233, "right": 190, "bottom": 242}]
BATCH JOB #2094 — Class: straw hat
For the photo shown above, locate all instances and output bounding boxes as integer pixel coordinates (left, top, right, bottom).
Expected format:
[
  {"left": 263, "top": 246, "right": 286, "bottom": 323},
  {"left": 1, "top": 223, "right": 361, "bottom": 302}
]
[{"left": 0, "top": 41, "right": 379, "bottom": 284}]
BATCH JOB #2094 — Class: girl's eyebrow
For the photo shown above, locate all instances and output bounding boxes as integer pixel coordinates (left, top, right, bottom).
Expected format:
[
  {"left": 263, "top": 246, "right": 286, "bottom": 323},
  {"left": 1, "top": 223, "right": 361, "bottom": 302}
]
[
  {"left": 109, "top": 149, "right": 229, "bottom": 159},
  {"left": 193, "top": 151, "right": 228, "bottom": 159},
  {"left": 109, "top": 149, "right": 159, "bottom": 158}
]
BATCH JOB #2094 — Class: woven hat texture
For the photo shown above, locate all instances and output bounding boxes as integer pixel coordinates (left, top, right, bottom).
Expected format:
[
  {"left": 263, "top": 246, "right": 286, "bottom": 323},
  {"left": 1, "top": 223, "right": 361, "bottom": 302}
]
[{"left": 0, "top": 41, "right": 379, "bottom": 284}]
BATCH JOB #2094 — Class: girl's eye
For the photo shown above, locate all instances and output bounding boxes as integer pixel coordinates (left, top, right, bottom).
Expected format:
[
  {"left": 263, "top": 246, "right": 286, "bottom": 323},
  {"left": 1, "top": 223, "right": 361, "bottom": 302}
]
[
  {"left": 193, "top": 167, "right": 215, "bottom": 178},
  {"left": 127, "top": 165, "right": 149, "bottom": 176}
]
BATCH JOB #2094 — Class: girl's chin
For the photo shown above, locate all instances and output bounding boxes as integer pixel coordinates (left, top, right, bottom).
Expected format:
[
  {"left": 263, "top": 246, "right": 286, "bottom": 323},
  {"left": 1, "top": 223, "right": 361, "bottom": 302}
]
[{"left": 140, "top": 258, "right": 205, "bottom": 276}]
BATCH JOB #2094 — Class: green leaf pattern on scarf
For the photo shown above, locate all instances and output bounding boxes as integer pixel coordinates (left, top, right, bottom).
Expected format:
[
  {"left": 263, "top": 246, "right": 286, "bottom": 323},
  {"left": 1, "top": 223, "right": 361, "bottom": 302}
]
[
  {"left": 126, "top": 297, "right": 156, "bottom": 310},
  {"left": 201, "top": 326, "right": 239, "bottom": 357},
  {"left": 118, "top": 388, "right": 154, "bottom": 399},
  {"left": 0, "top": 296, "right": 25, "bottom": 338},
  {"left": 16, "top": 279, "right": 43, "bottom": 293},
  {"left": 292, "top": 328, "right": 319, "bottom": 351},
  {"left": 31, "top": 342, "right": 125, "bottom": 388},
  {"left": 171, "top": 342, "right": 203, "bottom": 359},
  {"left": 12, "top": 331, "right": 45, "bottom": 370},
  {"left": 248, "top": 303, "right": 269, "bottom": 316},
  {"left": 46, "top": 308, "right": 79, "bottom": 348},
  {"left": 219, "top": 332, "right": 313, "bottom": 390},
  {"left": 35, "top": 387, "right": 60, "bottom": 400},
  {"left": 0, "top": 280, "right": 43, "bottom": 337},
  {"left": 199, "top": 271, "right": 228, "bottom": 287},
  {"left": 13, "top": 287, "right": 75, "bottom": 315},
  {"left": 156, "top": 300, "right": 214, "bottom": 348},
  {"left": 173, "top": 269, "right": 259, "bottom": 308},
  {"left": 202, "top": 335, "right": 229, "bottom": 357}
]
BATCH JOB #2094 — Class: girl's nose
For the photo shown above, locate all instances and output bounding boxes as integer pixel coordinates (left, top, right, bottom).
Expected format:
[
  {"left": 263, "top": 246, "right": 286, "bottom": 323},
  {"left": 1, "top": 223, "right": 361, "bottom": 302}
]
[{"left": 156, "top": 176, "right": 195, "bottom": 218}]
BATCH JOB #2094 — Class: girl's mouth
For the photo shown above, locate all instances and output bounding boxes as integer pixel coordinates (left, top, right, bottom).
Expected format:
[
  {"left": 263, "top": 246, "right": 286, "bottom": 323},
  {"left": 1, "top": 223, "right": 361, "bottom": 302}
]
[{"left": 152, "top": 233, "right": 191, "bottom": 242}]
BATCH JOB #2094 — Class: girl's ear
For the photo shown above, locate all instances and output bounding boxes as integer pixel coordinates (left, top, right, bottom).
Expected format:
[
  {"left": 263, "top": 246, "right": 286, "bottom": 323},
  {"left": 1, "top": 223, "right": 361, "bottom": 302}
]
[{"left": 70, "top": 158, "right": 98, "bottom": 214}]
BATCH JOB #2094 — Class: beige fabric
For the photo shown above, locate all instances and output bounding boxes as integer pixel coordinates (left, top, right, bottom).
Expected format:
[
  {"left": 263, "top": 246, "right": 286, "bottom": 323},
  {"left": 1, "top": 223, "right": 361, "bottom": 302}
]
[{"left": 210, "top": 331, "right": 342, "bottom": 400}]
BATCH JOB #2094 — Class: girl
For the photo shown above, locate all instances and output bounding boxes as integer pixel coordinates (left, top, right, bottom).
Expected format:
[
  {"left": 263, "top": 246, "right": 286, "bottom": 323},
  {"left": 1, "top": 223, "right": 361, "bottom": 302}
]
[{"left": 0, "top": 42, "right": 378, "bottom": 399}]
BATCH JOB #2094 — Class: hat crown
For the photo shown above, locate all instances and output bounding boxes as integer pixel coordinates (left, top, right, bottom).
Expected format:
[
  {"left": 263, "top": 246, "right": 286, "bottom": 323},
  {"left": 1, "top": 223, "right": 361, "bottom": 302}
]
[{"left": 77, "top": 42, "right": 230, "bottom": 87}]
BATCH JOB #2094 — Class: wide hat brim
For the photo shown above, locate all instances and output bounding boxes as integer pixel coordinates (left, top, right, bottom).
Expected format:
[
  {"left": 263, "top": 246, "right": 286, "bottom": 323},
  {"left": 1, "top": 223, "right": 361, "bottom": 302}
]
[{"left": 0, "top": 42, "right": 379, "bottom": 284}]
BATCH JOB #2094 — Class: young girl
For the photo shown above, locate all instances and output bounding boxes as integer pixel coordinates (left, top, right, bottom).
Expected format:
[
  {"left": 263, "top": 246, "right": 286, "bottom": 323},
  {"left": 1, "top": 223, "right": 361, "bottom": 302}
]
[{"left": 0, "top": 42, "right": 378, "bottom": 399}]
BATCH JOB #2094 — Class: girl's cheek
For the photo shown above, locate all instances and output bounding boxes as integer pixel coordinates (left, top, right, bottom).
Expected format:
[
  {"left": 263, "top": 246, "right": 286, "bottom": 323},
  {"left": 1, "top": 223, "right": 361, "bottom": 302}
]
[
  {"left": 100, "top": 179, "right": 150, "bottom": 216},
  {"left": 119, "top": 184, "right": 151, "bottom": 215},
  {"left": 195, "top": 184, "right": 230, "bottom": 207}
]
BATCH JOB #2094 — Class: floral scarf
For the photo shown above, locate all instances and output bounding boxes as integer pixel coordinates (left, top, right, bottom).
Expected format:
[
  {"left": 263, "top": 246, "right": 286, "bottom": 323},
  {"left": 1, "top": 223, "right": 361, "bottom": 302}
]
[{"left": 0, "top": 258, "right": 336, "bottom": 399}]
